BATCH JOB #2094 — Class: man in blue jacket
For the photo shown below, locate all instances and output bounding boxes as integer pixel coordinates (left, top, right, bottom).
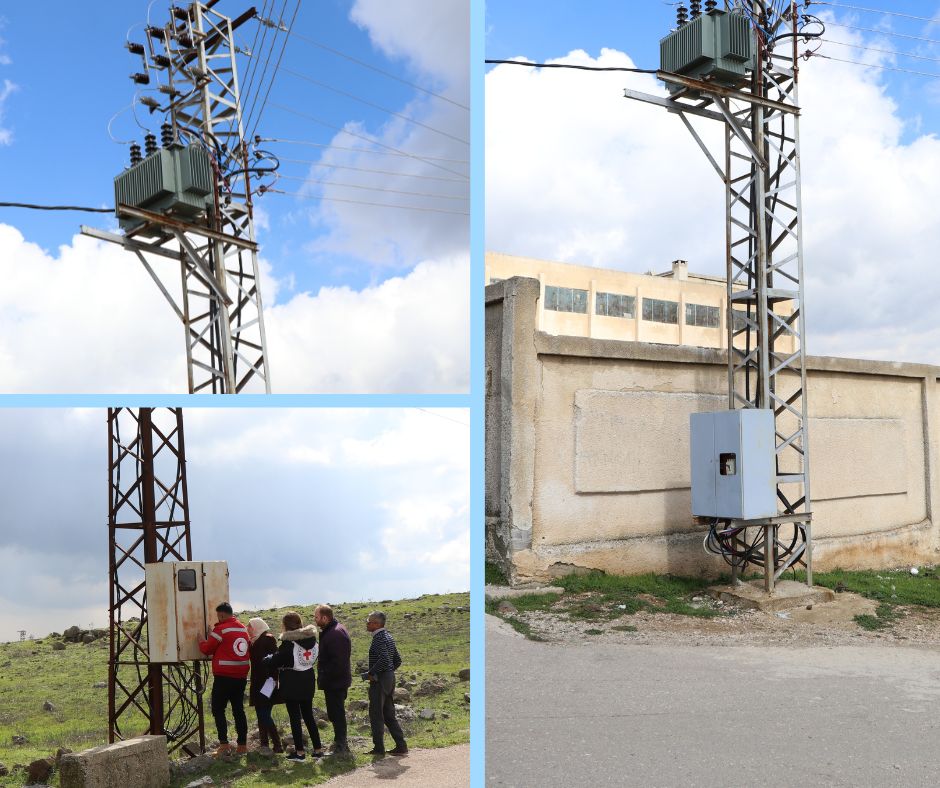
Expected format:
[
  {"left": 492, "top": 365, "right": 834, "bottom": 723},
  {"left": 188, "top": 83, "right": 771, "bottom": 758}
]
[
  {"left": 314, "top": 604, "right": 352, "bottom": 755},
  {"left": 362, "top": 611, "right": 408, "bottom": 757}
]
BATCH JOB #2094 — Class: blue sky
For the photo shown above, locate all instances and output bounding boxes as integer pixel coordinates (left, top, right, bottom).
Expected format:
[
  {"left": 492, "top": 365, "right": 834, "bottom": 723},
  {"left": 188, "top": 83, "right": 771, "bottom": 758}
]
[
  {"left": 0, "top": 1, "right": 470, "bottom": 393},
  {"left": 0, "top": 407, "right": 470, "bottom": 641},
  {"left": 485, "top": 1, "right": 940, "bottom": 365}
]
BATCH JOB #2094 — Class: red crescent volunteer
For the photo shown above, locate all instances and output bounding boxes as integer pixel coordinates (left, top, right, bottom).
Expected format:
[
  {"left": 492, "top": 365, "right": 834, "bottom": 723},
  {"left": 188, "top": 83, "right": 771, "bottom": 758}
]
[{"left": 199, "top": 602, "right": 251, "bottom": 755}]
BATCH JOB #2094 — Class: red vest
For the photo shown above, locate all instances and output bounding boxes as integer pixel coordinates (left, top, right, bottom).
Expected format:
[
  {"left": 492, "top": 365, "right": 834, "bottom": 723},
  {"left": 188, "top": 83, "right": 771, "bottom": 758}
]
[{"left": 199, "top": 617, "right": 251, "bottom": 678}]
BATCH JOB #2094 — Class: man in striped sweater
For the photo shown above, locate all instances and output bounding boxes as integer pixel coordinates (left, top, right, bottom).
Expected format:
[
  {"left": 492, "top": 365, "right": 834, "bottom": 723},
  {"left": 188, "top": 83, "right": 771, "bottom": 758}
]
[
  {"left": 362, "top": 611, "right": 408, "bottom": 756},
  {"left": 199, "top": 602, "right": 251, "bottom": 756}
]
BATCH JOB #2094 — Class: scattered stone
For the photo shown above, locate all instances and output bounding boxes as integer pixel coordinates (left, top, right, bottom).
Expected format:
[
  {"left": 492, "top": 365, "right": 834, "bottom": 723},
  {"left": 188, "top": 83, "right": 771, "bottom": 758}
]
[
  {"left": 11, "top": 735, "right": 27, "bottom": 745},
  {"left": 463, "top": 693, "right": 470, "bottom": 704},
  {"left": 410, "top": 673, "right": 418, "bottom": 680},
  {"left": 349, "top": 699, "right": 369, "bottom": 711},
  {"left": 185, "top": 777, "right": 214, "bottom": 788},
  {"left": 415, "top": 678, "right": 448, "bottom": 697},
  {"left": 26, "top": 757, "right": 53, "bottom": 784},
  {"left": 42, "top": 701, "right": 55, "bottom": 712},
  {"left": 316, "top": 719, "right": 328, "bottom": 730},
  {"left": 93, "top": 681, "right": 107, "bottom": 688},
  {"left": 403, "top": 613, "right": 415, "bottom": 620},
  {"left": 174, "top": 754, "right": 215, "bottom": 775},
  {"left": 0, "top": 764, "right": 7, "bottom": 776},
  {"left": 419, "top": 709, "right": 435, "bottom": 721},
  {"left": 50, "top": 642, "right": 66, "bottom": 651},
  {"left": 62, "top": 626, "right": 81, "bottom": 642},
  {"left": 81, "top": 633, "right": 96, "bottom": 644},
  {"left": 442, "top": 712, "right": 450, "bottom": 719},
  {"left": 54, "top": 748, "right": 71, "bottom": 766},
  {"left": 393, "top": 687, "right": 411, "bottom": 703},
  {"left": 497, "top": 601, "right": 517, "bottom": 615},
  {"left": 458, "top": 668, "right": 470, "bottom": 681},
  {"left": 395, "top": 705, "right": 418, "bottom": 722}
]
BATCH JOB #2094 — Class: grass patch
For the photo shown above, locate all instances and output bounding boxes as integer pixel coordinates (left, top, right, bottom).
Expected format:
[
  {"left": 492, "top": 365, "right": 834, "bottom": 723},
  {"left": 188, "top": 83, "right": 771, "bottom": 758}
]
[
  {"left": 584, "top": 629, "right": 604, "bottom": 636},
  {"left": 853, "top": 601, "right": 901, "bottom": 632},
  {"left": 485, "top": 562, "right": 508, "bottom": 586},
  {"left": 611, "top": 625, "right": 638, "bottom": 633},
  {"left": 0, "top": 593, "right": 469, "bottom": 787},
  {"left": 796, "top": 568, "right": 940, "bottom": 608}
]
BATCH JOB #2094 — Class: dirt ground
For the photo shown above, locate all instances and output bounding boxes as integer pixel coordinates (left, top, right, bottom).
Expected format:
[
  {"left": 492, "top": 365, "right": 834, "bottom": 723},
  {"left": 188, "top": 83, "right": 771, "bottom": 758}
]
[
  {"left": 321, "top": 744, "right": 470, "bottom": 787},
  {"left": 507, "top": 590, "right": 940, "bottom": 649}
]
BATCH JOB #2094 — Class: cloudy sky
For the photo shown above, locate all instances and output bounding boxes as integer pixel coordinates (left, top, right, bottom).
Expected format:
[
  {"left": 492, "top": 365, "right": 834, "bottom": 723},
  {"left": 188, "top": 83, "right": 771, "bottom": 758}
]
[
  {"left": 486, "top": 1, "right": 940, "bottom": 366},
  {"left": 0, "top": 0, "right": 469, "bottom": 393},
  {"left": 0, "top": 407, "right": 469, "bottom": 642}
]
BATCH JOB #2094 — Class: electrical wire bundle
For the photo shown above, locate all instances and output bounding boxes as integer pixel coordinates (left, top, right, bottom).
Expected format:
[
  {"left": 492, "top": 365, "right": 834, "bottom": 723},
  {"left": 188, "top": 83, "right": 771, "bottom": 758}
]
[{"left": 704, "top": 518, "right": 809, "bottom": 574}]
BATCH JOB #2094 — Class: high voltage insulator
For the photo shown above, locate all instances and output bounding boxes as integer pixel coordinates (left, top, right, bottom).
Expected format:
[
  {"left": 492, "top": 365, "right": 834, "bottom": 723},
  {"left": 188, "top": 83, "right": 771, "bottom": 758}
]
[
  {"left": 690, "top": 1, "right": 702, "bottom": 19},
  {"left": 144, "top": 133, "right": 158, "bottom": 157},
  {"left": 705, "top": 0, "right": 718, "bottom": 12},
  {"left": 677, "top": 5, "right": 689, "bottom": 27},
  {"left": 161, "top": 123, "right": 176, "bottom": 148},
  {"left": 129, "top": 142, "right": 142, "bottom": 167}
]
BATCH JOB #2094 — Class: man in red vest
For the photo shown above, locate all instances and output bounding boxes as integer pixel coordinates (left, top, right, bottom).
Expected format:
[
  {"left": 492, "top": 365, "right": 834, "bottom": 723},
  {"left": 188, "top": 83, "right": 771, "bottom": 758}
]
[{"left": 199, "top": 602, "right": 251, "bottom": 755}]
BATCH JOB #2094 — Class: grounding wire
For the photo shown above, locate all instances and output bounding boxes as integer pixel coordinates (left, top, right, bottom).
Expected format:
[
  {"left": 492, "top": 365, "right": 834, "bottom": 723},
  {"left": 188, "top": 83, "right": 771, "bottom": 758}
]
[
  {"left": 281, "top": 67, "right": 470, "bottom": 146},
  {"left": 263, "top": 187, "right": 469, "bottom": 215},
  {"left": 485, "top": 58, "right": 658, "bottom": 73},
  {"left": 268, "top": 103, "right": 469, "bottom": 179},
  {"left": 259, "top": 137, "right": 469, "bottom": 164},
  {"left": 276, "top": 173, "right": 468, "bottom": 201},
  {"left": 279, "top": 156, "right": 467, "bottom": 182},
  {"left": 805, "top": 1, "right": 940, "bottom": 24},
  {"left": 290, "top": 31, "right": 469, "bottom": 111},
  {"left": 247, "top": 0, "right": 301, "bottom": 143}
]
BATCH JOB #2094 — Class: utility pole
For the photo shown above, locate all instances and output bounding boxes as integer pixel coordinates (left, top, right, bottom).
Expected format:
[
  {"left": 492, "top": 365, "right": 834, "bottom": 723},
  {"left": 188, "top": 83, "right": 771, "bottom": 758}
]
[
  {"left": 628, "top": 1, "right": 812, "bottom": 591},
  {"left": 83, "top": 3, "right": 271, "bottom": 394},
  {"left": 107, "top": 407, "right": 205, "bottom": 755}
]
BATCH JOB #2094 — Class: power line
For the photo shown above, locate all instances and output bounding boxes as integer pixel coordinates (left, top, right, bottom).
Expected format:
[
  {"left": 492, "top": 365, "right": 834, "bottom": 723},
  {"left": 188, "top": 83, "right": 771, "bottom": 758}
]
[
  {"left": 242, "top": 0, "right": 290, "bottom": 139},
  {"left": 290, "top": 31, "right": 469, "bottom": 112},
  {"left": 279, "top": 157, "right": 467, "bottom": 182},
  {"left": 267, "top": 103, "right": 469, "bottom": 180},
  {"left": 417, "top": 408, "right": 470, "bottom": 428},
  {"left": 263, "top": 187, "right": 468, "bottom": 216},
  {"left": 0, "top": 202, "right": 112, "bottom": 213},
  {"left": 811, "top": 51, "right": 940, "bottom": 78},
  {"left": 820, "top": 38, "right": 940, "bottom": 64},
  {"left": 825, "top": 20, "right": 940, "bottom": 47},
  {"left": 807, "top": 1, "right": 940, "bottom": 24},
  {"left": 276, "top": 173, "right": 469, "bottom": 201},
  {"left": 485, "top": 58, "right": 658, "bottom": 73},
  {"left": 260, "top": 137, "right": 469, "bottom": 164},
  {"left": 248, "top": 0, "right": 300, "bottom": 142},
  {"left": 282, "top": 67, "right": 470, "bottom": 146}
]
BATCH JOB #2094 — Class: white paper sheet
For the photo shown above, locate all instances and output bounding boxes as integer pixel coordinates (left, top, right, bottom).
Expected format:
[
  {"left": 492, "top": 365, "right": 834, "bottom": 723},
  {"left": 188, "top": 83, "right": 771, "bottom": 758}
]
[{"left": 260, "top": 677, "right": 275, "bottom": 698}]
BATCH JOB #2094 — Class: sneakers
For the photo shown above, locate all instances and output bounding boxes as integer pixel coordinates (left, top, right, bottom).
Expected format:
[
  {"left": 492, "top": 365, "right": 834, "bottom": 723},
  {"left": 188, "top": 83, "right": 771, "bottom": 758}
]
[
  {"left": 365, "top": 748, "right": 386, "bottom": 756},
  {"left": 286, "top": 751, "right": 306, "bottom": 762},
  {"left": 213, "top": 743, "right": 234, "bottom": 757},
  {"left": 235, "top": 744, "right": 248, "bottom": 754},
  {"left": 389, "top": 745, "right": 409, "bottom": 756},
  {"left": 311, "top": 749, "right": 325, "bottom": 758}
]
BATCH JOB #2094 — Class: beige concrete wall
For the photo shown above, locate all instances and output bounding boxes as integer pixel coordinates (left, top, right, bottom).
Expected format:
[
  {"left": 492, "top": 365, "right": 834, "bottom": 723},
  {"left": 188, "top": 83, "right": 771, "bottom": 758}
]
[{"left": 486, "top": 276, "right": 940, "bottom": 584}]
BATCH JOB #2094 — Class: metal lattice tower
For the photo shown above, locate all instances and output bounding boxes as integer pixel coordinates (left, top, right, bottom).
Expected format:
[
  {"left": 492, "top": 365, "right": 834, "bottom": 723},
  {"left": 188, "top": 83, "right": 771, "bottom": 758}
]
[
  {"left": 84, "top": 3, "right": 271, "bottom": 394},
  {"left": 626, "top": 0, "right": 812, "bottom": 591},
  {"left": 107, "top": 407, "right": 206, "bottom": 755}
]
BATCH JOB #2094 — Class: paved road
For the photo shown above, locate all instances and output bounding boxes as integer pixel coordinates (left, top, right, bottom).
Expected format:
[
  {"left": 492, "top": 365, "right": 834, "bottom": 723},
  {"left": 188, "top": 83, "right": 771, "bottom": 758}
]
[
  {"left": 322, "top": 744, "right": 469, "bottom": 787},
  {"left": 486, "top": 615, "right": 940, "bottom": 787}
]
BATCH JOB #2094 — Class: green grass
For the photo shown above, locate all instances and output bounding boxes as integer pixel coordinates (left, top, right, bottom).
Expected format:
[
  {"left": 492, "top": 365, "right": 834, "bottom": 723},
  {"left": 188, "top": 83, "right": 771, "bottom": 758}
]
[
  {"left": 796, "top": 568, "right": 940, "bottom": 608},
  {"left": 485, "top": 561, "right": 508, "bottom": 586},
  {"left": 610, "top": 625, "right": 638, "bottom": 633},
  {"left": 0, "top": 593, "right": 469, "bottom": 787},
  {"left": 853, "top": 601, "right": 901, "bottom": 632}
]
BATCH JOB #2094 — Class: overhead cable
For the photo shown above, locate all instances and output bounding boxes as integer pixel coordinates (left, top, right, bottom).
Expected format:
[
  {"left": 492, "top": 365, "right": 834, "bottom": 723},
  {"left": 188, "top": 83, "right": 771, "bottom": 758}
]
[
  {"left": 0, "top": 202, "right": 112, "bottom": 213},
  {"left": 268, "top": 103, "right": 469, "bottom": 179},
  {"left": 820, "top": 38, "right": 940, "bottom": 64},
  {"left": 806, "top": 1, "right": 940, "bottom": 24},
  {"left": 282, "top": 67, "right": 469, "bottom": 145},
  {"left": 485, "top": 58, "right": 658, "bottom": 73},
  {"left": 811, "top": 51, "right": 940, "bottom": 78},
  {"left": 259, "top": 137, "right": 469, "bottom": 164},
  {"left": 291, "top": 32, "right": 469, "bottom": 111},
  {"left": 247, "top": 0, "right": 301, "bottom": 141},
  {"left": 276, "top": 173, "right": 468, "bottom": 201},
  {"left": 825, "top": 20, "right": 940, "bottom": 47},
  {"left": 279, "top": 157, "right": 467, "bottom": 182},
  {"left": 263, "top": 187, "right": 469, "bottom": 216}
]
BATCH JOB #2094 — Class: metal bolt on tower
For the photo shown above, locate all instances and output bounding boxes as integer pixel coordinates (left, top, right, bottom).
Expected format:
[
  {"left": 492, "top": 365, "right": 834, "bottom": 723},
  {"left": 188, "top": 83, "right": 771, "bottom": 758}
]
[
  {"left": 107, "top": 407, "right": 206, "bottom": 755},
  {"left": 83, "top": 2, "right": 271, "bottom": 394},
  {"left": 627, "top": 1, "right": 813, "bottom": 591}
]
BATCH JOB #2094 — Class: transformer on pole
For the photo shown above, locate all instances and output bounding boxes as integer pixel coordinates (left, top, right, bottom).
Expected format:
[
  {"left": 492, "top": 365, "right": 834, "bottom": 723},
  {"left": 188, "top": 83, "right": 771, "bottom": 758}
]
[
  {"left": 83, "top": 3, "right": 271, "bottom": 394},
  {"left": 627, "top": 1, "right": 813, "bottom": 591},
  {"left": 107, "top": 407, "right": 206, "bottom": 755}
]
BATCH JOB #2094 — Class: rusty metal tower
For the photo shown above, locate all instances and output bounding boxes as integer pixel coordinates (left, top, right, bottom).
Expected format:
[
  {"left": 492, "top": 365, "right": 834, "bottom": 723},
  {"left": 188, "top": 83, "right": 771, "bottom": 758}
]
[
  {"left": 627, "top": 1, "right": 813, "bottom": 591},
  {"left": 83, "top": 2, "right": 271, "bottom": 394},
  {"left": 107, "top": 407, "right": 206, "bottom": 754}
]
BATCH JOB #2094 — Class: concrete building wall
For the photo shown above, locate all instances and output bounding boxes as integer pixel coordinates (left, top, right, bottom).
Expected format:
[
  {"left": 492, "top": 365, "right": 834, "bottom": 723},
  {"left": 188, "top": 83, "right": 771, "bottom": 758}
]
[{"left": 486, "top": 276, "right": 940, "bottom": 584}]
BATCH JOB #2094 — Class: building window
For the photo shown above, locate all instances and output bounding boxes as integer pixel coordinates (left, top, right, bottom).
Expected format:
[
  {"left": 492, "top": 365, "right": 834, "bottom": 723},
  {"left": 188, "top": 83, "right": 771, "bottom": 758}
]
[
  {"left": 596, "top": 292, "right": 636, "bottom": 319},
  {"left": 544, "top": 285, "right": 588, "bottom": 314},
  {"left": 685, "top": 303, "right": 720, "bottom": 328},
  {"left": 642, "top": 297, "right": 679, "bottom": 324}
]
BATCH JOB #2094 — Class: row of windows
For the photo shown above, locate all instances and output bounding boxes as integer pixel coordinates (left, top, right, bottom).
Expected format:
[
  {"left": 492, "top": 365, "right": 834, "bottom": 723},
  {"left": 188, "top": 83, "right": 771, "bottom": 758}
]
[{"left": 544, "top": 287, "right": 728, "bottom": 328}]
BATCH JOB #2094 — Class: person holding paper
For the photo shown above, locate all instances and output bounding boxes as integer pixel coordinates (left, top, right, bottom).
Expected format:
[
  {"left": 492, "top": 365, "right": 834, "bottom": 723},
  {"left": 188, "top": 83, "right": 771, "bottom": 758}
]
[
  {"left": 263, "top": 611, "right": 324, "bottom": 761},
  {"left": 247, "top": 617, "right": 283, "bottom": 753}
]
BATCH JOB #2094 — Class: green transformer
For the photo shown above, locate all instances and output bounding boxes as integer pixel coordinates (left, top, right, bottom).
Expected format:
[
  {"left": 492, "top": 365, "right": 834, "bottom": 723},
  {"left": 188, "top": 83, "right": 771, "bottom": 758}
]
[
  {"left": 659, "top": 10, "right": 756, "bottom": 93},
  {"left": 113, "top": 143, "right": 215, "bottom": 232}
]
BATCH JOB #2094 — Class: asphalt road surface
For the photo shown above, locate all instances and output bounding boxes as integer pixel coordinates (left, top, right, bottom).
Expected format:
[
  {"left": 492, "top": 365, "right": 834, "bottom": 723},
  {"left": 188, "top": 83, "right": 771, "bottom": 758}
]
[
  {"left": 486, "top": 615, "right": 940, "bottom": 787},
  {"left": 323, "top": 744, "right": 469, "bottom": 787}
]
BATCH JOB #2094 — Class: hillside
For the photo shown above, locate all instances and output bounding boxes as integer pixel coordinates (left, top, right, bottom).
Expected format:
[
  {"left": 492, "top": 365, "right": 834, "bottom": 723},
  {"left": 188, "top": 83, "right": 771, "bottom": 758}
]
[{"left": 0, "top": 593, "right": 470, "bottom": 787}]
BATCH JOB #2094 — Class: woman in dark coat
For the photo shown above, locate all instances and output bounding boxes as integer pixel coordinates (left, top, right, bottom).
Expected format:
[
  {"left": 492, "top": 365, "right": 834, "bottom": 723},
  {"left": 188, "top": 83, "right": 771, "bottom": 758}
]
[
  {"left": 263, "top": 611, "right": 324, "bottom": 760},
  {"left": 247, "top": 617, "right": 283, "bottom": 753}
]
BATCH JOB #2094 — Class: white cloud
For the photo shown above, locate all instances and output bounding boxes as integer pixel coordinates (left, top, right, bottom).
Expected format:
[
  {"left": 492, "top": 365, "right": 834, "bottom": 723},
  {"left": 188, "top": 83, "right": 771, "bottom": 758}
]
[
  {"left": 485, "top": 23, "right": 940, "bottom": 366},
  {"left": 0, "top": 79, "right": 18, "bottom": 145}
]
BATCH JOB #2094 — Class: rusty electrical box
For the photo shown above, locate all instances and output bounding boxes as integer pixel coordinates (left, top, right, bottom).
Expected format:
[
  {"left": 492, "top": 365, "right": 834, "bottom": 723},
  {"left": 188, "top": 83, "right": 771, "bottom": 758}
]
[{"left": 145, "top": 561, "right": 230, "bottom": 663}]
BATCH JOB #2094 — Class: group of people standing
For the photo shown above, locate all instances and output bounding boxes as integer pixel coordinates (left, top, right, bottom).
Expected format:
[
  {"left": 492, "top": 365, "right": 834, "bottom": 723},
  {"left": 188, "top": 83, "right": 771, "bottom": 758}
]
[{"left": 198, "top": 602, "right": 409, "bottom": 761}]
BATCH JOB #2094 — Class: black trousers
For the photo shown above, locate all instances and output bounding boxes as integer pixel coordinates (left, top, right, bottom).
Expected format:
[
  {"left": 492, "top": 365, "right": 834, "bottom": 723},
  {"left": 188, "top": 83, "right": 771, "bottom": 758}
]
[
  {"left": 368, "top": 671, "right": 406, "bottom": 752},
  {"left": 210, "top": 675, "right": 248, "bottom": 745},
  {"left": 323, "top": 688, "right": 348, "bottom": 745},
  {"left": 284, "top": 698, "right": 322, "bottom": 752}
]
